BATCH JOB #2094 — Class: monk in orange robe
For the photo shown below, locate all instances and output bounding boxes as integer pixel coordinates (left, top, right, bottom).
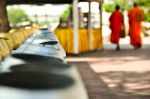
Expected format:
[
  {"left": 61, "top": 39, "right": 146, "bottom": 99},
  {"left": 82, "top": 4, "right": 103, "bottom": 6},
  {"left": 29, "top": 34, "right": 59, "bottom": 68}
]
[
  {"left": 109, "top": 5, "right": 124, "bottom": 50},
  {"left": 128, "top": 3, "right": 144, "bottom": 49}
]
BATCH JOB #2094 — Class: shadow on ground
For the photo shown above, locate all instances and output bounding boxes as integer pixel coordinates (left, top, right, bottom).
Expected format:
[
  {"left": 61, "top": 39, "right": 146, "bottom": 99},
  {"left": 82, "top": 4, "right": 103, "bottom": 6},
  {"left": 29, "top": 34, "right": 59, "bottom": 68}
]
[
  {"left": 98, "top": 71, "right": 150, "bottom": 95},
  {"left": 67, "top": 44, "right": 150, "bottom": 99}
]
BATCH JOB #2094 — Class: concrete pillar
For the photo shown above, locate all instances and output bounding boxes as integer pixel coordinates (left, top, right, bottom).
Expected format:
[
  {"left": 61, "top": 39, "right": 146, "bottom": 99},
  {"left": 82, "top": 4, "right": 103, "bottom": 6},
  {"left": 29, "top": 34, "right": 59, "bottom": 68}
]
[
  {"left": 73, "top": 0, "right": 79, "bottom": 54},
  {"left": 88, "top": 1, "right": 93, "bottom": 50}
]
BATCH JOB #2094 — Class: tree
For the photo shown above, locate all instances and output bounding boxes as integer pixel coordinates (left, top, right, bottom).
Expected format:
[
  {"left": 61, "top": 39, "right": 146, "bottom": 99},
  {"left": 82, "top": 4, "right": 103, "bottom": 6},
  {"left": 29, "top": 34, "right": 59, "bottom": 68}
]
[
  {"left": 0, "top": 0, "right": 10, "bottom": 32},
  {"left": 60, "top": 5, "right": 71, "bottom": 19},
  {"left": 103, "top": 0, "right": 128, "bottom": 12},
  {"left": 7, "top": 7, "right": 29, "bottom": 27}
]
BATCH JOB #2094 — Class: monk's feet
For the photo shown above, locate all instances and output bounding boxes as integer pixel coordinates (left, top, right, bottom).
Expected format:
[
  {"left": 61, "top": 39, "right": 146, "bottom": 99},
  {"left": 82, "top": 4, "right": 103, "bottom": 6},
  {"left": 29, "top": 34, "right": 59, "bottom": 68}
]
[
  {"left": 116, "top": 45, "right": 120, "bottom": 51},
  {"left": 134, "top": 44, "right": 141, "bottom": 50}
]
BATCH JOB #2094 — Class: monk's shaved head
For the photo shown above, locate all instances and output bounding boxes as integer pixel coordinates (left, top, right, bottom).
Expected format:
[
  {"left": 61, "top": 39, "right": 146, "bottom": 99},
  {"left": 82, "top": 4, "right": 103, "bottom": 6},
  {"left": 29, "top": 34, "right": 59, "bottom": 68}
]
[
  {"left": 115, "top": 5, "right": 120, "bottom": 11},
  {"left": 133, "top": 2, "right": 138, "bottom": 7}
]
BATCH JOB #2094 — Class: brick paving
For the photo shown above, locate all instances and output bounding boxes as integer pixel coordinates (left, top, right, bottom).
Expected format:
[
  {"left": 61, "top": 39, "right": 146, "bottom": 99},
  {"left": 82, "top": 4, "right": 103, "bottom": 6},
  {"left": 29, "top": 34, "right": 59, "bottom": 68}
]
[{"left": 67, "top": 37, "right": 150, "bottom": 99}]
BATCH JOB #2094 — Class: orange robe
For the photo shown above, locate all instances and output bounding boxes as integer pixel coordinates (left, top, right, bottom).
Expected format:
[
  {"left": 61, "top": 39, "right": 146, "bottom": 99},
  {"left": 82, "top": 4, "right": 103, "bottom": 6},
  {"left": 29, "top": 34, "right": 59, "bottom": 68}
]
[
  {"left": 109, "top": 11, "right": 124, "bottom": 44},
  {"left": 128, "top": 7, "right": 144, "bottom": 48}
]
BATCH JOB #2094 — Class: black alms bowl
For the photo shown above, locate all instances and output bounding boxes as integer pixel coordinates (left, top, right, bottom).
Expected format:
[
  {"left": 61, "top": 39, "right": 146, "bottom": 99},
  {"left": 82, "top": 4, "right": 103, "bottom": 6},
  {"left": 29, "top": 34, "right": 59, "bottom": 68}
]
[{"left": 0, "top": 72, "right": 74, "bottom": 90}]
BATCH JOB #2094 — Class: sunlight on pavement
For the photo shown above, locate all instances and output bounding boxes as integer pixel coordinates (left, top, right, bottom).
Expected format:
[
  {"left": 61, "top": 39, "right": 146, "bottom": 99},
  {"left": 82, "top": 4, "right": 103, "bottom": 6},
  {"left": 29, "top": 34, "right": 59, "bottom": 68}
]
[
  {"left": 90, "top": 60, "right": 150, "bottom": 73},
  {"left": 67, "top": 56, "right": 140, "bottom": 62},
  {"left": 67, "top": 56, "right": 150, "bottom": 73},
  {"left": 66, "top": 57, "right": 101, "bottom": 62},
  {"left": 91, "top": 60, "right": 150, "bottom": 72}
]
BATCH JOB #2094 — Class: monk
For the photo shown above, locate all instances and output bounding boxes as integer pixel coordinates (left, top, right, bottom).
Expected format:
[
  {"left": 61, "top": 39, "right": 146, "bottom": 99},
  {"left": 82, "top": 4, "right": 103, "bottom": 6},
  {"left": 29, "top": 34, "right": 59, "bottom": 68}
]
[
  {"left": 109, "top": 5, "right": 124, "bottom": 50},
  {"left": 128, "top": 2, "right": 144, "bottom": 49}
]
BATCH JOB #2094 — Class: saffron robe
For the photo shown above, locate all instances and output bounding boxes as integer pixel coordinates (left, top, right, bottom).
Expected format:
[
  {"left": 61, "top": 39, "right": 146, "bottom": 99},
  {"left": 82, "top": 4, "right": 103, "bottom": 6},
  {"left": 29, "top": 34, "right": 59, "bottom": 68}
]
[
  {"left": 128, "top": 7, "right": 144, "bottom": 48},
  {"left": 109, "top": 11, "right": 124, "bottom": 44}
]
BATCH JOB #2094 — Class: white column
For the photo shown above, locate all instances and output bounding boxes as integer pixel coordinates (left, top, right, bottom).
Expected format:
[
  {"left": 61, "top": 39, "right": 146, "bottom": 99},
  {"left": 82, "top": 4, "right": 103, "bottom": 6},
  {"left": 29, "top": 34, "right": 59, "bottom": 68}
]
[
  {"left": 73, "top": 0, "right": 79, "bottom": 54},
  {"left": 88, "top": 1, "right": 93, "bottom": 50}
]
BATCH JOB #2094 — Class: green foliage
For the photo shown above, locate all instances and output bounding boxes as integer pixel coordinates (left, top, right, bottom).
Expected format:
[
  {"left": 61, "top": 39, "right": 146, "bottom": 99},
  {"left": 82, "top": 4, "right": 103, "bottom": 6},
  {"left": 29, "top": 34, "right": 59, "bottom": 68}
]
[
  {"left": 60, "top": 5, "right": 71, "bottom": 19},
  {"left": 38, "top": 21, "right": 49, "bottom": 26},
  {"left": 103, "top": 0, "right": 127, "bottom": 12},
  {"left": 145, "top": 11, "right": 150, "bottom": 22},
  {"left": 103, "top": 4, "right": 115, "bottom": 12},
  {"left": 103, "top": 0, "right": 150, "bottom": 13},
  {"left": 7, "top": 7, "right": 29, "bottom": 26}
]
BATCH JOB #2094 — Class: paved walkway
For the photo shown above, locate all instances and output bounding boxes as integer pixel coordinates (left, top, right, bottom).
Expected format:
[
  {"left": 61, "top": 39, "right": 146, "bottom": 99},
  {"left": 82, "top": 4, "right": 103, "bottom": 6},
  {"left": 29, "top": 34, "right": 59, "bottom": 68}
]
[{"left": 67, "top": 36, "right": 150, "bottom": 99}]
